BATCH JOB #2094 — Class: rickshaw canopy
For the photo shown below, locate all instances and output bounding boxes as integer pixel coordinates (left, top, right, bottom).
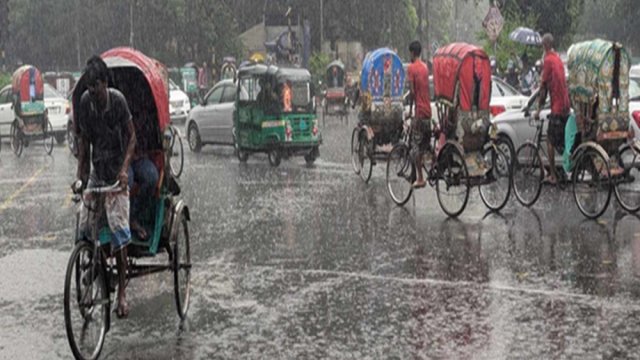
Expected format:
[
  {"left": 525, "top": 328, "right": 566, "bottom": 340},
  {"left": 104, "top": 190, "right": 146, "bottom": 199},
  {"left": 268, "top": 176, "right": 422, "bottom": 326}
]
[
  {"left": 359, "top": 48, "right": 405, "bottom": 102},
  {"left": 11, "top": 65, "right": 45, "bottom": 116},
  {"left": 433, "top": 43, "right": 492, "bottom": 112},
  {"left": 326, "top": 60, "right": 345, "bottom": 88},
  {"left": 567, "top": 39, "right": 631, "bottom": 114}
]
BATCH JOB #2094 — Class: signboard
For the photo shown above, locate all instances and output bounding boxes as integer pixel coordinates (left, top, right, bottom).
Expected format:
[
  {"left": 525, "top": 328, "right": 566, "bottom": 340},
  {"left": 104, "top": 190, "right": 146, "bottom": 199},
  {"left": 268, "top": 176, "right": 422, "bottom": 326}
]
[
  {"left": 482, "top": 5, "right": 504, "bottom": 42},
  {"left": 56, "top": 78, "right": 70, "bottom": 96}
]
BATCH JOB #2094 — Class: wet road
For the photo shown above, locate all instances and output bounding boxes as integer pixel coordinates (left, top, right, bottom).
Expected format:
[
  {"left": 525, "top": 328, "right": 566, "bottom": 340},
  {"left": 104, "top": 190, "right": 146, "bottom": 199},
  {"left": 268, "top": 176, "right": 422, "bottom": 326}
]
[{"left": 1, "top": 114, "right": 640, "bottom": 359}]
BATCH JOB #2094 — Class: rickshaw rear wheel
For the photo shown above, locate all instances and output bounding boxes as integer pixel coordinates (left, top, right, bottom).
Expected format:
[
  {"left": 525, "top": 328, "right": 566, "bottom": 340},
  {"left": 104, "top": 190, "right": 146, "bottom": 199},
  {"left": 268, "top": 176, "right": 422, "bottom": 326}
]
[
  {"left": 513, "top": 143, "right": 544, "bottom": 207},
  {"left": 173, "top": 211, "right": 191, "bottom": 320},
  {"left": 10, "top": 121, "right": 23, "bottom": 157},
  {"left": 572, "top": 148, "right": 612, "bottom": 219},
  {"left": 43, "top": 120, "right": 54, "bottom": 155},
  {"left": 268, "top": 149, "right": 281, "bottom": 167},
  {"left": 64, "top": 241, "right": 109, "bottom": 360},
  {"left": 358, "top": 129, "right": 373, "bottom": 183},
  {"left": 435, "top": 143, "right": 470, "bottom": 218},
  {"left": 350, "top": 127, "right": 361, "bottom": 175},
  {"left": 187, "top": 123, "right": 202, "bottom": 153},
  {"left": 479, "top": 145, "right": 512, "bottom": 211},
  {"left": 614, "top": 144, "right": 640, "bottom": 213}
]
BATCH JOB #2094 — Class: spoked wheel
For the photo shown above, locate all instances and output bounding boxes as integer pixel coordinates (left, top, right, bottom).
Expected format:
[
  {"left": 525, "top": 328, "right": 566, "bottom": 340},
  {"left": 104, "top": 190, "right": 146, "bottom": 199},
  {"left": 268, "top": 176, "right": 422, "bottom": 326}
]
[
  {"left": 614, "top": 145, "right": 640, "bottom": 213},
  {"left": 268, "top": 149, "right": 281, "bottom": 167},
  {"left": 67, "top": 121, "right": 78, "bottom": 157},
  {"left": 573, "top": 148, "right": 612, "bottom": 219},
  {"left": 436, "top": 144, "right": 470, "bottom": 217},
  {"left": 513, "top": 143, "right": 544, "bottom": 207},
  {"left": 173, "top": 211, "right": 191, "bottom": 320},
  {"left": 64, "top": 241, "right": 109, "bottom": 360},
  {"left": 358, "top": 129, "right": 373, "bottom": 183},
  {"left": 350, "top": 127, "right": 361, "bottom": 175},
  {"left": 386, "top": 143, "right": 414, "bottom": 206},
  {"left": 479, "top": 145, "right": 512, "bottom": 211},
  {"left": 169, "top": 127, "right": 184, "bottom": 178},
  {"left": 10, "top": 121, "right": 23, "bottom": 157},
  {"left": 43, "top": 119, "right": 54, "bottom": 155}
]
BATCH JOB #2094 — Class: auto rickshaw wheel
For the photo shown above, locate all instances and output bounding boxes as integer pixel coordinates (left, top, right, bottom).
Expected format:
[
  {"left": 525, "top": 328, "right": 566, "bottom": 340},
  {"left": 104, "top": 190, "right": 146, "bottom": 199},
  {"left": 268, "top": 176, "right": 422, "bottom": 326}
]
[
  {"left": 304, "top": 147, "right": 319, "bottom": 166},
  {"left": 43, "top": 120, "right": 54, "bottom": 155},
  {"left": 237, "top": 149, "right": 249, "bottom": 163},
  {"left": 268, "top": 149, "right": 281, "bottom": 167},
  {"left": 172, "top": 210, "right": 191, "bottom": 321},
  {"left": 10, "top": 121, "right": 23, "bottom": 157},
  {"left": 188, "top": 123, "right": 202, "bottom": 153}
]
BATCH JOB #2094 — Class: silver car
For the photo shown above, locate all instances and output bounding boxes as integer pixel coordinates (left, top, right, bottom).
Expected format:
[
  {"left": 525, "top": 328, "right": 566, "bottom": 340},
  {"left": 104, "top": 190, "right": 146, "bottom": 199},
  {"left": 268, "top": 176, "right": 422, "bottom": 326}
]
[{"left": 185, "top": 79, "right": 236, "bottom": 152}]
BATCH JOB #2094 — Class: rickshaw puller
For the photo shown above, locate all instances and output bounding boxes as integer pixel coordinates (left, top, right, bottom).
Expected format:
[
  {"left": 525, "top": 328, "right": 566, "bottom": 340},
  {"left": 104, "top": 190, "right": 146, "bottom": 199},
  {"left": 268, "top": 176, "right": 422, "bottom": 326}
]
[
  {"left": 407, "top": 40, "right": 432, "bottom": 189},
  {"left": 535, "top": 33, "right": 571, "bottom": 185},
  {"left": 76, "top": 56, "right": 136, "bottom": 319}
]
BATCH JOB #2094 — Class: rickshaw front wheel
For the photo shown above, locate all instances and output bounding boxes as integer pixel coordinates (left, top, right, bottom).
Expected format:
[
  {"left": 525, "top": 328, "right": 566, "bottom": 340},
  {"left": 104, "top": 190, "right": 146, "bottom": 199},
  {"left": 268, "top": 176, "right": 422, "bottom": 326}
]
[
  {"left": 173, "top": 211, "right": 191, "bottom": 320},
  {"left": 10, "top": 121, "right": 23, "bottom": 157}
]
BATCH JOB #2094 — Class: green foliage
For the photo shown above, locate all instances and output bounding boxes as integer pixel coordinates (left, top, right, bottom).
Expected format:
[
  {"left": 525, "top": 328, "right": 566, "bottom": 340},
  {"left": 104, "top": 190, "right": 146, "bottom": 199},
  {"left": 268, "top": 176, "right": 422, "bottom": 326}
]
[
  {"left": 308, "top": 51, "right": 331, "bottom": 89},
  {"left": 0, "top": 72, "right": 10, "bottom": 88}
]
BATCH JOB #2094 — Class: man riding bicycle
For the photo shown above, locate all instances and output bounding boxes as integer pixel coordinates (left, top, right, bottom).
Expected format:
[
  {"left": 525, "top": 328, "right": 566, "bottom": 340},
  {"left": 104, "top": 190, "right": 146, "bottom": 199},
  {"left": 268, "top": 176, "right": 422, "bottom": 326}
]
[
  {"left": 407, "top": 40, "right": 433, "bottom": 189},
  {"left": 75, "top": 55, "right": 136, "bottom": 318}
]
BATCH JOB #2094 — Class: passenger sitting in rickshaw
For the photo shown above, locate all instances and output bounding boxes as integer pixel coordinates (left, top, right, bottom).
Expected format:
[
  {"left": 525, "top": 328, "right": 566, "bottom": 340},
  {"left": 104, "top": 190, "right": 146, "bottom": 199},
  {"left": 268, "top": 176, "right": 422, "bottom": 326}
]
[{"left": 257, "top": 78, "right": 280, "bottom": 113}]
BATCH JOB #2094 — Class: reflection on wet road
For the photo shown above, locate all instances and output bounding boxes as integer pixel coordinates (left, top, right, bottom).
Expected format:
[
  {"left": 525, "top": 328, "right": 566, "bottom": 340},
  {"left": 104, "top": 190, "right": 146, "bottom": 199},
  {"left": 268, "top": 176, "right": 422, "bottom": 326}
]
[{"left": 1, "top": 116, "right": 640, "bottom": 359}]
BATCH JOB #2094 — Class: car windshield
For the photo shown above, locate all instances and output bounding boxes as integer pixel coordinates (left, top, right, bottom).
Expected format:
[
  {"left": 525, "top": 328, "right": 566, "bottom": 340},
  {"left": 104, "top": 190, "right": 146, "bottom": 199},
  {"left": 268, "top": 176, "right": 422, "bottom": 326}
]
[
  {"left": 492, "top": 78, "right": 520, "bottom": 97},
  {"left": 630, "top": 77, "right": 640, "bottom": 101},
  {"left": 169, "top": 79, "right": 179, "bottom": 91},
  {"left": 44, "top": 84, "right": 63, "bottom": 99}
]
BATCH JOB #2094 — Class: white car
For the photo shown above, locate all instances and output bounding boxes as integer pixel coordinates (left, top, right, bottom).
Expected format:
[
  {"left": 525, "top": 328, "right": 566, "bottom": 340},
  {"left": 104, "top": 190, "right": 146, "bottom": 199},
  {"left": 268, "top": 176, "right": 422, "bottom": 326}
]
[
  {"left": 185, "top": 79, "right": 236, "bottom": 152},
  {"left": 169, "top": 79, "right": 191, "bottom": 124},
  {"left": 0, "top": 84, "right": 70, "bottom": 144},
  {"left": 628, "top": 77, "right": 640, "bottom": 142}
]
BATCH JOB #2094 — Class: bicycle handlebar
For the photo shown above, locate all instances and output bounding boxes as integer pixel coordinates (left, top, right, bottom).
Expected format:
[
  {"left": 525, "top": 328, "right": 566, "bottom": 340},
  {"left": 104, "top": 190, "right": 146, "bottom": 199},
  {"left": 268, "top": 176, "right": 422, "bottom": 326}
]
[{"left": 72, "top": 180, "right": 121, "bottom": 196}]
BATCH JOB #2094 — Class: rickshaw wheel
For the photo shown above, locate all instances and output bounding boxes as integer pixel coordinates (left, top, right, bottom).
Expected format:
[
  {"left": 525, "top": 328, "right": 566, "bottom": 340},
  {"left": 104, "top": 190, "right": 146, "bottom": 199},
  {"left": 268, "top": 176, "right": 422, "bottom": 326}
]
[
  {"left": 43, "top": 120, "right": 54, "bottom": 155},
  {"left": 479, "top": 145, "right": 512, "bottom": 212},
  {"left": 169, "top": 127, "right": 184, "bottom": 178},
  {"left": 10, "top": 121, "right": 23, "bottom": 157},
  {"left": 268, "top": 149, "right": 281, "bottom": 167},
  {"left": 513, "top": 143, "right": 544, "bottom": 207},
  {"left": 386, "top": 143, "right": 414, "bottom": 206},
  {"left": 614, "top": 145, "right": 640, "bottom": 213},
  {"left": 67, "top": 121, "right": 78, "bottom": 158},
  {"left": 350, "top": 127, "right": 361, "bottom": 175},
  {"left": 572, "top": 148, "right": 612, "bottom": 219},
  {"left": 64, "top": 241, "right": 109, "bottom": 360},
  {"left": 173, "top": 211, "right": 191, "bottom": 320},
  {"left": 358, "top": 129, "right": 373, "bottom": 183},
  {"left": 435, "top": 143, "right": 470, "bottom": 217},
  {"left": 187, "top": 123, "right": 202, "bottom": 153}
]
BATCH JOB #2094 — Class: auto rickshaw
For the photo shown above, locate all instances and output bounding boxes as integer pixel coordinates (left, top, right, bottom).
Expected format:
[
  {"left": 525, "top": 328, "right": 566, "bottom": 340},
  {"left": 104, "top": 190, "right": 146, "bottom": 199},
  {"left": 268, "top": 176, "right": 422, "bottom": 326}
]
[
  {"left": 351, "top": 48, "right": 405, "bottom": 183},
  {"left": 65, "top": 47, "right": 191, "bottom": 360},
  {"left": 234, "top": 64, "right": 321, "bottom": 167},
  {"left": 10, "top": 65, "right": 54, "bottom": 156},
  {"left": 323, "top": 60, "right": 347, "bottom": 124}
]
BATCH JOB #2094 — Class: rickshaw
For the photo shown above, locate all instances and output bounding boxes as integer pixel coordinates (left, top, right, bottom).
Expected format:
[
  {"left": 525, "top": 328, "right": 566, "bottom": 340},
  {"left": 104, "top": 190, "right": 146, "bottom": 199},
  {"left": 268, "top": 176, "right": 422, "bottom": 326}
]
[
  {"left": 64, "top": 47, "right": 191, "bottom": 360},
  {"left": 323, "top": 60, "right": 348, "bottom": 124},
  {"left": 234, "top": 64, "right": 321, "bottom": 167},
  {"left": 429, "top": 43, "right": 512, "bottom": 216},
  {"left": 350, "top": 48, "right": 405, "bottom": 183},
  {"left": 513, "top": 39, "right": 640, "bottom": 218},
  {"left": 9, "top": 65, "right": 54, "bottom": 156},
  {"left": 221, "top": 57, "right": 237, "bottom": 81}
]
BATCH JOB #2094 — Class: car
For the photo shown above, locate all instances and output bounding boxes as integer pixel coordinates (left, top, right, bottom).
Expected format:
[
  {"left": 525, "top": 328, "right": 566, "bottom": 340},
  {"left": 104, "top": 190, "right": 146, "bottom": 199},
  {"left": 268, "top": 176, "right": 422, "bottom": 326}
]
[
  {"left": 628, "top": 76, "right": 640, "bottom": 142},
  {"left": 185, "top": 79, "right": 237, "bottom": 152},
  {"left": 169, "top": 79, "right": 191, "bottom": 124},
  {"left": 0, "top": 84, "right": 70, "bottom": 144}
]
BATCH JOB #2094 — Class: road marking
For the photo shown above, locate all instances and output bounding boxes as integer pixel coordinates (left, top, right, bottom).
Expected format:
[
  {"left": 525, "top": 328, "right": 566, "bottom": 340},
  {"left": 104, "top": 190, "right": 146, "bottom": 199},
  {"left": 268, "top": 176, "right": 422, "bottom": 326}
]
[{"left": 0, "top": 167, "right": 45, "bottom": 214}]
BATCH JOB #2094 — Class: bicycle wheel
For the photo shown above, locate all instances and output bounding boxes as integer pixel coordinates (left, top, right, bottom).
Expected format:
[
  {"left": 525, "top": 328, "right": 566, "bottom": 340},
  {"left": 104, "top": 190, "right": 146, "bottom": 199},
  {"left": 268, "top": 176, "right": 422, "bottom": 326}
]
[
  {"left": 436, "top": 143, "right": 470, "bottom": 217},
  {"left": 173, "top": 211, "right": 191, "bottom": 320},
  {"left": 170, "top": 127, "right": 184, "bottom": 178},
  {"left": 614, "top": 145, "right": 640, "bottom": 213},
  {"left": 358, "top": 129, "right": 373, "bottom": 183},
  {"left": 64, "top": 241, "right": 109, "bottom": 360},
  {"left": 513, "top": 143, "right": 544, "bottom": 207},
  {"left": 43, "top": 120, "right": 54, "bottom": 155},
  {"left": 479, "top": 145, "right": 512, "bottom": 211},
  {"left": 386, "top": 143, "right": 414, "bottom": 206},
  {"left": 350, "top": 127, "right": 361, "bottom": 175},
  {"left": 573, "top": 148, "right": 612, "bottom": 219},
  {"left": 10, "top": 121, "right": 23, "bottom": 157}
]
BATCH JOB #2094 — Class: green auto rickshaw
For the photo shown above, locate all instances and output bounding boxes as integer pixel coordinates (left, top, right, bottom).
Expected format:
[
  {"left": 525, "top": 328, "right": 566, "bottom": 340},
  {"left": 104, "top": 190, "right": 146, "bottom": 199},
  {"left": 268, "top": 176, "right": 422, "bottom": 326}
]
[{"left": 234, "top": 64, "right": 321, "bottom": 167}]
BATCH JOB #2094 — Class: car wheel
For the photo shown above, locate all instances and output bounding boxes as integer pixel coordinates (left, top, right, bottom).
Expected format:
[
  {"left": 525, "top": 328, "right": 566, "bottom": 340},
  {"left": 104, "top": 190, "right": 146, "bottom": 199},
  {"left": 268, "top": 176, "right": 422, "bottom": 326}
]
[{"left": 188, "top": 123, "right": 202, "bottom": 153}]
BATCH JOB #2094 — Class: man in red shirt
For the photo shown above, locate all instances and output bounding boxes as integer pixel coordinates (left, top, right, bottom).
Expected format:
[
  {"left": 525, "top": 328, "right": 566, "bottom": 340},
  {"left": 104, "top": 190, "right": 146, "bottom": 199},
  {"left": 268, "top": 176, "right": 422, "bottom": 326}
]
[
  {"left": 535, "top": 33, "right": 571, "bottom": 184},
  {"left": 407, "top": 40, "right": 432, "bottom": 188}
]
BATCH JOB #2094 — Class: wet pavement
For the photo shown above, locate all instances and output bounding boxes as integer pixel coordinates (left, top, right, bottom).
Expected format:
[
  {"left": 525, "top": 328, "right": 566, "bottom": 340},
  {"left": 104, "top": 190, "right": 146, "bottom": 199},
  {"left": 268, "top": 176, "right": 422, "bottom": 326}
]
[{"left": 1, "top": 114, "right": 640, "bottom": 359}]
